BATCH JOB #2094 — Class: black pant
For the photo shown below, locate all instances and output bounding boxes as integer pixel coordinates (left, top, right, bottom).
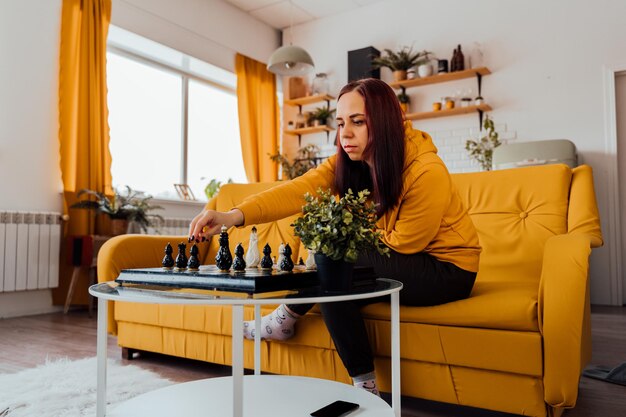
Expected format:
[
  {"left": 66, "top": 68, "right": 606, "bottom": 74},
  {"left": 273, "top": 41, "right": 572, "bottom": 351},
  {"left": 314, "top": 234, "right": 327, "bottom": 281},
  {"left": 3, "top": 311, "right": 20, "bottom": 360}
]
[{"left": 287, "top": 249, "right": 477, "bottom": 377}]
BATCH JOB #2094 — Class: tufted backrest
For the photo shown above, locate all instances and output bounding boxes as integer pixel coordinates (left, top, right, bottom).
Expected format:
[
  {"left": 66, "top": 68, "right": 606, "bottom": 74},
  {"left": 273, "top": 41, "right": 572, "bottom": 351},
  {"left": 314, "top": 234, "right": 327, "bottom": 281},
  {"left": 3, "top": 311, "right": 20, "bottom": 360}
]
[
  {"left": 202, "top": 182, "right": 304, "bottom": 266},
  {"left": 451, "top": 164, "right": 573, "bottom": 283}
]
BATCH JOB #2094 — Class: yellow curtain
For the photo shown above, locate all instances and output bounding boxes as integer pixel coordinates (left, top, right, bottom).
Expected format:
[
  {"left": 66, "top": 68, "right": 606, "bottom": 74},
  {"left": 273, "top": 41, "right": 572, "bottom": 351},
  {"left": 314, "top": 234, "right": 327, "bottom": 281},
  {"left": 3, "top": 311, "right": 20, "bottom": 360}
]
[
  {"left": 54, "top": 0, "right": 112, "bottom": 307},
  {"left": 59, "top": 0, "right": 113, "bottom": 236},
  {"left": 235, "top": 53, "right": 279, "bottom": 182}
]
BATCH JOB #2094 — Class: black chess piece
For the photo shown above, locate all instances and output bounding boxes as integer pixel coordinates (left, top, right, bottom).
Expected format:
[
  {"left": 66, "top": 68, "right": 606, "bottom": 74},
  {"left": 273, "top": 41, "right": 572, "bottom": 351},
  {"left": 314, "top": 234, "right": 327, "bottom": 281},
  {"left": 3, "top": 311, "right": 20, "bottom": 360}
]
[
  {"left": 215, "top": 225, "right": 233, "bottom": 271},
  {"left": 298, "top": 257, "right": 305, "bottom": 266},
  {"left": 233, "top": 243, "right": 246, "bottom": 272},
  {"left": 280, "top": 243, "right": 294, "bottom": 272},
  {"left": 175, "top": 242, "right": 188, "bottom": 270},
  {"left": 162, "top": 242, "right": 175, "bottom": 269},
  {"left": 260, "top": 243, "right": 273, "bottom": 270},
  {"left": 187, "top": 244, "right": 200, "bottom": 271}
]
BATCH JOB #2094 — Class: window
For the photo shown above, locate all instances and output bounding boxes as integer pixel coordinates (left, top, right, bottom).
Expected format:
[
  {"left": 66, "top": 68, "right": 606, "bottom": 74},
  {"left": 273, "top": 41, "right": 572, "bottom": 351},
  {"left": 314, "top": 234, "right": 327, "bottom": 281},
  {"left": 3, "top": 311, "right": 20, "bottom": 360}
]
[{"left": 106, "top": 26, "right": 246, "bottom": 201}]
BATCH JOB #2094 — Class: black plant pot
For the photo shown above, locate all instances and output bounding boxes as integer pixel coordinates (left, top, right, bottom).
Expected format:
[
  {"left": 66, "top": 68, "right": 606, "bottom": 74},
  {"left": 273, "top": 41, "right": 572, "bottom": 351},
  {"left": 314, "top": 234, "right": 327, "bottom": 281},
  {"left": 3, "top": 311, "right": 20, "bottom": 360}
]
[{"left": 314, "top": 253, "right": 355, "bottom": 293}]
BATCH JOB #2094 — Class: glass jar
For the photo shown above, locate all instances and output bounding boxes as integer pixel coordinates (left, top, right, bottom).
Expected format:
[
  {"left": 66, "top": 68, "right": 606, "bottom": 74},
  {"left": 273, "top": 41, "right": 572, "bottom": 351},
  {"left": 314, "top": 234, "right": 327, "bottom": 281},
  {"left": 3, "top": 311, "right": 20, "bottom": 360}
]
[{"left": 311, "top": 73, "right": 329, "bottom": 95}]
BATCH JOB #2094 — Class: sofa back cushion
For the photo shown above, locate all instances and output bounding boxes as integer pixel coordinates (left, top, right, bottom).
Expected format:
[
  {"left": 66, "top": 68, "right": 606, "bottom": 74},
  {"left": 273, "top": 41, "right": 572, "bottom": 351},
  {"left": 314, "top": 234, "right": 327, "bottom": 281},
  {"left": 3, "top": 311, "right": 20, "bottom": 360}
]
[
  {"left": 202, "top": 182, "right": 303, "bottom": 265},
  {"left": 451, "top": 164, "right": 572, "bottom": 283}
]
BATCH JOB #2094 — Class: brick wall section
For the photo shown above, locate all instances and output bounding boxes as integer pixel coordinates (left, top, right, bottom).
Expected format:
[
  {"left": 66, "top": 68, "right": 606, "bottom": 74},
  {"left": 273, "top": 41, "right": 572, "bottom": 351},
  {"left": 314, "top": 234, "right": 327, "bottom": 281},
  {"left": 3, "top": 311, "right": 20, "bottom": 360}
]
[{"left": 428, "top": 123, "right": 517, "bottom": 173}]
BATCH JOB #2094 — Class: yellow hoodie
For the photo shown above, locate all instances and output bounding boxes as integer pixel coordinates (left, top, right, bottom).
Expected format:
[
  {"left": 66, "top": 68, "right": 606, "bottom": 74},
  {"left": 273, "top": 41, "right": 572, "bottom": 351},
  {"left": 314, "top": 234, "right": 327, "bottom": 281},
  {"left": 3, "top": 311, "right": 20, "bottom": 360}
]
[{"left": 236, "top": 125, "right": 481, "bottom": 272}]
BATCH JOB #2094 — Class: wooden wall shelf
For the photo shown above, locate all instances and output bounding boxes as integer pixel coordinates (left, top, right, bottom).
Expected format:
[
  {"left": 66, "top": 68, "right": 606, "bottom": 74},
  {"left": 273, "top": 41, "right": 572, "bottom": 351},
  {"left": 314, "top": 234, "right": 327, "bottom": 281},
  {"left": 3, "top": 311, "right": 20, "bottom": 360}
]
[
  {"left": 284, "top": 126, "right": 334, "bottom": 136},
  {"left": 405, "top": 104, "right": 492, "bottom": 121},
  {"left": 389, "top": 67, "right": 491, "bottom": 90},
  {"left": 284, "top": 94, "right": 335, "bottom": 107}
]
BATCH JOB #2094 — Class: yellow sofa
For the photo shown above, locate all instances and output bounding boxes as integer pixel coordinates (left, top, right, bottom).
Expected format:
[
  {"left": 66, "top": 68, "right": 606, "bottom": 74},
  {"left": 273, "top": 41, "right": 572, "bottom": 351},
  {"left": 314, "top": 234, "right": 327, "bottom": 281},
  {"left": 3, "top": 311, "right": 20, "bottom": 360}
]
[{"left": 98, "top": 163, "right": 603, "bottom": 417}]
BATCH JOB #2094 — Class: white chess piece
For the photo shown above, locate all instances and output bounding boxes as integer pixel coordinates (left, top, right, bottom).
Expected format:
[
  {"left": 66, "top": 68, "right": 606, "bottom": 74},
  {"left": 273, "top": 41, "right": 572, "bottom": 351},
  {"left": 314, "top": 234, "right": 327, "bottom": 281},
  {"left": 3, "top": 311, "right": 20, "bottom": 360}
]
[
  {"left": 245, "top": 226, "right": 260, "bottom": 268},
  {"left": 277, "top": 243, "right": 285, "bottom": 269},
  {"left": 305, "top": 249, "right": 317, "bottom": 270}
]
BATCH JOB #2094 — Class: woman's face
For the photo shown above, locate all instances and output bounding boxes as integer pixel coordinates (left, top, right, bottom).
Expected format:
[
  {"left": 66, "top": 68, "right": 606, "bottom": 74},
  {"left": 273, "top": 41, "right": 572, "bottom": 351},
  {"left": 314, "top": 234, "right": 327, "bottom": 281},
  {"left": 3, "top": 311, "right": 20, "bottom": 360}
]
[{"left": 336, "top": 91, "right": 368, "bottom": 162}]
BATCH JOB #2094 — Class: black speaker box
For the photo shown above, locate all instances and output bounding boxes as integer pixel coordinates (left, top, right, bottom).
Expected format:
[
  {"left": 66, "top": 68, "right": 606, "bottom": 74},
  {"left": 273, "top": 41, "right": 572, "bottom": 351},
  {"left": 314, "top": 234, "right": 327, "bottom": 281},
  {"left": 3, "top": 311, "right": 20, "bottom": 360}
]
[{"left": 348, "top": 46, "right": 380, "bottom": 82}]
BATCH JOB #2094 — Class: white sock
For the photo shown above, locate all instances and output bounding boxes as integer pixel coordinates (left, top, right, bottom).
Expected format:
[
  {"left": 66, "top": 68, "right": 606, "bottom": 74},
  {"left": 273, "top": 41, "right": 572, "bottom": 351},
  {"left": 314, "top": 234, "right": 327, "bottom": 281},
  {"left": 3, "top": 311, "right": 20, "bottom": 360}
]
[
  {"left": 353, "top": 372, "right": 380, "bottom": 397},
  {"left": 243, "top": 304, "right": 300, "bottom": 341}
]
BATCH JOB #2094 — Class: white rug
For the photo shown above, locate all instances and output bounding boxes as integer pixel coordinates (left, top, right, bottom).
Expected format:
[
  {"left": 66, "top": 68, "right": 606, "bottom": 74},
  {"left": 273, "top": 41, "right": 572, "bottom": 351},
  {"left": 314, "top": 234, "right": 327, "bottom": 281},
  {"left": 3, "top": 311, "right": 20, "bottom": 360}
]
[{"left": 0, "top": 357, "right": 172, "bottom": 417}]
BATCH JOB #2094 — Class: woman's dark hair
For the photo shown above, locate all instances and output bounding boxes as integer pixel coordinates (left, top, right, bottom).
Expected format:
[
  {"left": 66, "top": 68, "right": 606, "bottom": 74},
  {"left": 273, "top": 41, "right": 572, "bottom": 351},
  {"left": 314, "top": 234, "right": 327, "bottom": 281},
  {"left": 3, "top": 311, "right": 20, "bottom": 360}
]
[{"left": 334, "top": 78, "right": 406, "bottom": 215}]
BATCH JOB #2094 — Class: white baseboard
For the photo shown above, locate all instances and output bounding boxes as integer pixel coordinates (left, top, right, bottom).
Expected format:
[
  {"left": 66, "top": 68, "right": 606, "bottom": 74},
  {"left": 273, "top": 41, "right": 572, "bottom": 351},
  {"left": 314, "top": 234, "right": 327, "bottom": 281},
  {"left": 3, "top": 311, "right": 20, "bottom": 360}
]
[{"left": 0, "top": 289, "right": 62, "bottom": 318}]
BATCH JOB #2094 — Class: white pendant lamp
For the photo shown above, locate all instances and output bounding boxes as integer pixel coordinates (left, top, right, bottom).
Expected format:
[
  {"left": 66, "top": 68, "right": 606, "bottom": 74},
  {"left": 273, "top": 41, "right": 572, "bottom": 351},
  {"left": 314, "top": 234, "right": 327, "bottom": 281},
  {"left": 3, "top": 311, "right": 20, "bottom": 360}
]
[{"left": 267, "top": 1, "right": 314, "bottom": 75}]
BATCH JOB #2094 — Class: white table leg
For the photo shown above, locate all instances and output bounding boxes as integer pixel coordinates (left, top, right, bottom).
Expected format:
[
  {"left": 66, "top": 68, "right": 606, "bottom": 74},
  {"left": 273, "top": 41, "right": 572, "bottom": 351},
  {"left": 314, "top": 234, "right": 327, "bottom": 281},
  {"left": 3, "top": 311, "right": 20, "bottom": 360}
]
[
  {"left": 254, "top": 304, "right": 261, "bottom": 375},
  {"left": 96, "top": 298, "right": 108, "bottom": 417},
  {"left": 391, "top": 292, "right": 401, "bottom": 417},
  {"left": 232, "top": 304, "right": 244, "bottom": 417}
]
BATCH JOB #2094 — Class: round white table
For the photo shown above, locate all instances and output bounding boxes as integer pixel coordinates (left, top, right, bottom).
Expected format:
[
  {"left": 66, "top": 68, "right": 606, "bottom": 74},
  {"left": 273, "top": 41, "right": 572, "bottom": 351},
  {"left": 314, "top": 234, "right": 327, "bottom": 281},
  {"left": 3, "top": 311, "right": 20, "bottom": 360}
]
[{"left": 89, "top": 278, "right": 403, "bottom": 417}]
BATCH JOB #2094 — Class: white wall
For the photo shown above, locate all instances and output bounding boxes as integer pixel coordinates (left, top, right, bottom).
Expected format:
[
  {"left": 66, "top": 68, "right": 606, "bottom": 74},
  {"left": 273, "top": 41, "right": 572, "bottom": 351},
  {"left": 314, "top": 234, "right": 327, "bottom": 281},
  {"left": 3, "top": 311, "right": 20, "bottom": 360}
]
[
  {"left": 0, "top": 0, "right": 279, "bottom": 317},
  {"left": 285, "top": 0, "right": 626, "bottom": 305}
]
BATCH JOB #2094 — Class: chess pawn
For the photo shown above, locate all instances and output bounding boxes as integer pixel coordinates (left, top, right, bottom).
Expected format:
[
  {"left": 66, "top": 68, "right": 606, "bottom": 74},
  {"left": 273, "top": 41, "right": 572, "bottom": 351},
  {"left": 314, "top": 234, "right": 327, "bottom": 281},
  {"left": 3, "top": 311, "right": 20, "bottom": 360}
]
[
  {"left": 187, "top": 244, "right": 200, "bottom": 271},
  {"left": 279, "top": 243, "right": 294, "bottom": 272},
  {"left": 305, "top": 249, "right": 317, "bottom": 270},
  {"left": 298, "top": 257, "right": 305, "bottom": 266},
  {"left": 233, "top": 243, "right": 246, "bottom": 272},
  {"left": 277, "top": 243, "right": 286, "bottom": 269},
  {"left": 259, "top": 243, "right": 273, "bottom": 270},
  {"left": 175, "top": 242, "right": 188, "bottom": 270},
  {"left": 162, "top": 242, "right": 175, "bottom": 269},
  {"left": 215, "top": 225, "right": 233, "bottom": 271},
  {"left": 245, "top": 226, "right": 260, "bottom": 268}
]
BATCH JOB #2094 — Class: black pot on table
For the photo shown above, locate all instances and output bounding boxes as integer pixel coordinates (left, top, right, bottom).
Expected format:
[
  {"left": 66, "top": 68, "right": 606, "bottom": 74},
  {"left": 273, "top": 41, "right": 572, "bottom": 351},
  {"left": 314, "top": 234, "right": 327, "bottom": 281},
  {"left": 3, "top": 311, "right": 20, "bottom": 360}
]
[{"left": 314, "top": 253, "right": 355, "bottom": 293}]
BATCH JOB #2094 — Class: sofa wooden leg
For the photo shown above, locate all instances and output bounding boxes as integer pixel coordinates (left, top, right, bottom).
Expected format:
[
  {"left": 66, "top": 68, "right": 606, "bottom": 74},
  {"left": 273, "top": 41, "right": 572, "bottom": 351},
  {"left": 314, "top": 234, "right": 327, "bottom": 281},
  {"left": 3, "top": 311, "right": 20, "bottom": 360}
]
[{"left": 121, "top": 347, "right": 139, "bottom": 360}]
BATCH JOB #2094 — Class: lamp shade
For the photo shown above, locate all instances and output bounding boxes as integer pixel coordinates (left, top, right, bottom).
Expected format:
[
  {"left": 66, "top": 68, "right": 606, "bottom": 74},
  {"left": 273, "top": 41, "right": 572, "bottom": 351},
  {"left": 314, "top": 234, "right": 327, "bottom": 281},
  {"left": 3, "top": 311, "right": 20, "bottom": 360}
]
[{"left": 267, "top": 45, "right": 314, "bottom": 75}]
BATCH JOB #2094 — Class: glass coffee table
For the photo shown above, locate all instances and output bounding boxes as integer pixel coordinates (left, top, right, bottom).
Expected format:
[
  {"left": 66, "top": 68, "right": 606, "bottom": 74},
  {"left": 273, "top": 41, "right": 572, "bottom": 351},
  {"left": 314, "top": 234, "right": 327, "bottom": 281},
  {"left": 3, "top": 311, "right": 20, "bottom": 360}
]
[{"left": 89, "top": 278, "right": 403, "bottom": 417}]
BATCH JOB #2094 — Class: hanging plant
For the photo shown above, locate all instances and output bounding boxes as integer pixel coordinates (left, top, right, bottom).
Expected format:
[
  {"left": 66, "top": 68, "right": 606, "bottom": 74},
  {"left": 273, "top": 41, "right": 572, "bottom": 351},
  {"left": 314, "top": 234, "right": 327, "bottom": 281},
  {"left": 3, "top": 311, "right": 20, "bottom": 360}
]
[{"left": 465, "top": 115, "right": 501, "bottom": 171}]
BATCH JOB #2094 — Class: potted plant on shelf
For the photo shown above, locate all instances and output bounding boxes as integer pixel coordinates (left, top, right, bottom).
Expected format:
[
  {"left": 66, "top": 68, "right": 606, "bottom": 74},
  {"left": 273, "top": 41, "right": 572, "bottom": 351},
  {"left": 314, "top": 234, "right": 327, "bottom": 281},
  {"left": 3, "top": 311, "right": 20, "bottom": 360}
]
[
  {"left": 292, "top": 188, "right": 389, "bottom": 292},
  {"left": 308, "top": 105, "right": 336, "bottom": 127},
  {"left": 397, "top": 91, "right": 410, "bottom": 113},
  {"left": 465, "top": 115, "right": 501, "bottom": 171},
  {"left": 269, "top": 144, "right": 321, "bottom": 180},
  {"left": 372, "top": 46, "right": 429, "bottom": 82},
  {"left": 71, "top": 186, "right": 164, "bottom": 235},
  {"left": 416, "top": 50, "right": 436, "bottom": 78}
]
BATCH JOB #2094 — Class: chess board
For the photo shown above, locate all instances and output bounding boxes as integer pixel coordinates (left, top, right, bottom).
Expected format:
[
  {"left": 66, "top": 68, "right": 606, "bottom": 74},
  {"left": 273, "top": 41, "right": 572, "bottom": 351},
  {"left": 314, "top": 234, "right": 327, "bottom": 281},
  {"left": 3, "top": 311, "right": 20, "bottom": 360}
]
[{"left": 116, "top": 265, "right": 319, "bottom": 294}]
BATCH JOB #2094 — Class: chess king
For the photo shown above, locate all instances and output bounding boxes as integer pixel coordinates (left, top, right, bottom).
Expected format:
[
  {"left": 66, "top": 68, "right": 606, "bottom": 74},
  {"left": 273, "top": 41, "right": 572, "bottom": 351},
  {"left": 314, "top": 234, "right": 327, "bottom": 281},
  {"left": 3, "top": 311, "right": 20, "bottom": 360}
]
[{"left": 215, "top": 225, "right": 233, "bottom": 271}]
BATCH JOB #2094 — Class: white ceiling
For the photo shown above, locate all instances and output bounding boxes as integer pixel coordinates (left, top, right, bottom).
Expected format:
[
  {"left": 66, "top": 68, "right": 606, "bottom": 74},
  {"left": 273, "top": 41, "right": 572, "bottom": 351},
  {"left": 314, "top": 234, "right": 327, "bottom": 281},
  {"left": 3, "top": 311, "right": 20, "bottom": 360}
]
[{"left": 224, "top": 0, "right": 385, "bottom": 30}]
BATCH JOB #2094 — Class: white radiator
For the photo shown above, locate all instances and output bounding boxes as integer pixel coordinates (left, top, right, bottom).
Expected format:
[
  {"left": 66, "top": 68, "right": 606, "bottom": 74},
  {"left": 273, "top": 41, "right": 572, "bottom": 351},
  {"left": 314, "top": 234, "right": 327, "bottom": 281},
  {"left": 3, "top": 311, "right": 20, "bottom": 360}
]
[
  {"left": 145, "top": 217, "right": 191, "bottom": 236},
  {"left": 0, "top": 211, "right": 61, "bottom": 292}
]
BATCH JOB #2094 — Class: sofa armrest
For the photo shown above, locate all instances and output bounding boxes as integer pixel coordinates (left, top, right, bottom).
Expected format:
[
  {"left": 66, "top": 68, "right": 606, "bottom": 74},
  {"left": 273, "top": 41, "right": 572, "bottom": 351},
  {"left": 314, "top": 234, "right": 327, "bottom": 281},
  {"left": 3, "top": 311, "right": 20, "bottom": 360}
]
[
  {"left": 97, "top": 234, "right": 213, "bottom": 334},
  {"left": 538, "top": 233, "right": 593, "bottom": 408}
]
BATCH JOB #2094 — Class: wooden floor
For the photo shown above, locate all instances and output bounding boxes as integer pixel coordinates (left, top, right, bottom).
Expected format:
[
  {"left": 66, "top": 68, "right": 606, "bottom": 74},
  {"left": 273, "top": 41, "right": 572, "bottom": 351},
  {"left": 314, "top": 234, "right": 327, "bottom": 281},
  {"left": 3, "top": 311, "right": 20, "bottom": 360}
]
[{"left": 0, "top": 305, "right": 624, "bottom": 416}]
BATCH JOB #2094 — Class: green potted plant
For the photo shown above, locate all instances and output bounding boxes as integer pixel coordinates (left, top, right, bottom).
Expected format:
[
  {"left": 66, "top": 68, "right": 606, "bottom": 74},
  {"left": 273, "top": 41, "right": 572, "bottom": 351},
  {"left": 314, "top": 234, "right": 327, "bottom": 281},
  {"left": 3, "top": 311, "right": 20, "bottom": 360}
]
[
  {"left": 203, "top": 178, "right": 233, "bottom": 200},
  {"left": 308, "top": 105, "right": 336, "bottom": 127},
  {"left": 372, "top": 46, "right": 430, "bottom": 82},
  {"left": 292, "top": 188, "right": 389, "bottom": 292},
  {"left": 71, "top": 186, "right": 164, "bottom": 235},
  {"left": 269, "top": 144, "right": 321, "bottom": 180},
  {"left": 397, "top": 91, "right": 410, "bottom": 113},
  {"left": 465, "top": 115, "right": 501, "bottom": 171}
]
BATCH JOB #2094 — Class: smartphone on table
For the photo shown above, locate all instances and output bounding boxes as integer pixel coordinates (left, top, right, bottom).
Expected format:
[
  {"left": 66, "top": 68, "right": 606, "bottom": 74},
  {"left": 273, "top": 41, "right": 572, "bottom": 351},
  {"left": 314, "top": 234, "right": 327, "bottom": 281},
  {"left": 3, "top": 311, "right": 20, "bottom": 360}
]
[{"left": 310, "top": 400, "right": 359, "bottom": 417}]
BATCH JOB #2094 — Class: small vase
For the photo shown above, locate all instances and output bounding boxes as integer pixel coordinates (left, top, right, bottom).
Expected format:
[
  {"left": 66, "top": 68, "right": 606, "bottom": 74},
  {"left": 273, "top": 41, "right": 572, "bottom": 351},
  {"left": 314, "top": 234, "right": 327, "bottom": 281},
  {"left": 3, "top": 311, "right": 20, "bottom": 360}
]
[
  {"left": 417, "top": 64, "right": 433, "bottom": 78},
  {"left": 314, "top": 253, "right": 354, "bottom": 293}
]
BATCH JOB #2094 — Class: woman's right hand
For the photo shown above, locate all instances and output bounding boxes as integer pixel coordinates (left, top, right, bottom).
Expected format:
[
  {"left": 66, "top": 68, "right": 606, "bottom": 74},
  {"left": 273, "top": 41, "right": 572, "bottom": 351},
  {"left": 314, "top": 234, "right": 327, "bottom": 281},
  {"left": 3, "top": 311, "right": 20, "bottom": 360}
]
[{"left": 188, "top": 208, "right": 244, "bottom": 242}]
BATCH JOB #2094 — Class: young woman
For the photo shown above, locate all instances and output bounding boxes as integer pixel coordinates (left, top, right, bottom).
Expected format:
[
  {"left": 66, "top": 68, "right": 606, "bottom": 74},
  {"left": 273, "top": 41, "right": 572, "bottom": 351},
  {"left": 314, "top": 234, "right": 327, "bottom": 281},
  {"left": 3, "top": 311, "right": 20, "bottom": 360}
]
[{"left": 188, "top": 78, "right": 481, "bottom": 396}]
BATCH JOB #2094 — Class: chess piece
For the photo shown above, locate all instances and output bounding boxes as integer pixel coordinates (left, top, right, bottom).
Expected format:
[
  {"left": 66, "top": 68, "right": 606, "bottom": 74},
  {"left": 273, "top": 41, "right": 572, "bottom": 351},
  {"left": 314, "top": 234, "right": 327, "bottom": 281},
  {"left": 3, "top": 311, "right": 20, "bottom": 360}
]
[
  {"left": 260, "top": 243, "right": 273, "bottom": 270},
  {"left": 245, "top": 226, "right": 260, "bottom": 268},
  {"left": 298, "top": 257, "right": 305, "bottom": 266},
  {"left": 305, "top": 249, "right": 317, "bottom": 270},
  {"left": 175, "top": 242, "right": 188, "bottom": 270},
  {"left": 162, "top": 242, "right": 175, "bottom": 269},
  {"left": 279, "top": 243, "right": 294, "bottom": 272},
  {"left": 215, "top": 225, "right": 233, "bottom": 271},
  {"left": 277, "top": 243, "right": 286, "bottom": 269},
  {"left": 233, "top": 243, "right": 246, "bottom": 271},
  {"left": 187, "top": 244, "right": 200, "bottom": 271}
]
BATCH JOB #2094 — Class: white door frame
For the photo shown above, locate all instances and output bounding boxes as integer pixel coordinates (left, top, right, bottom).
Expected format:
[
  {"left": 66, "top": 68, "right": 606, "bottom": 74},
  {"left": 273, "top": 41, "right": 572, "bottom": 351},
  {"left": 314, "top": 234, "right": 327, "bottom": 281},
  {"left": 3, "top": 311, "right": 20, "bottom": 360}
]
[{"left": 602, "top": 63, "right": 626, "bottom": 306}]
